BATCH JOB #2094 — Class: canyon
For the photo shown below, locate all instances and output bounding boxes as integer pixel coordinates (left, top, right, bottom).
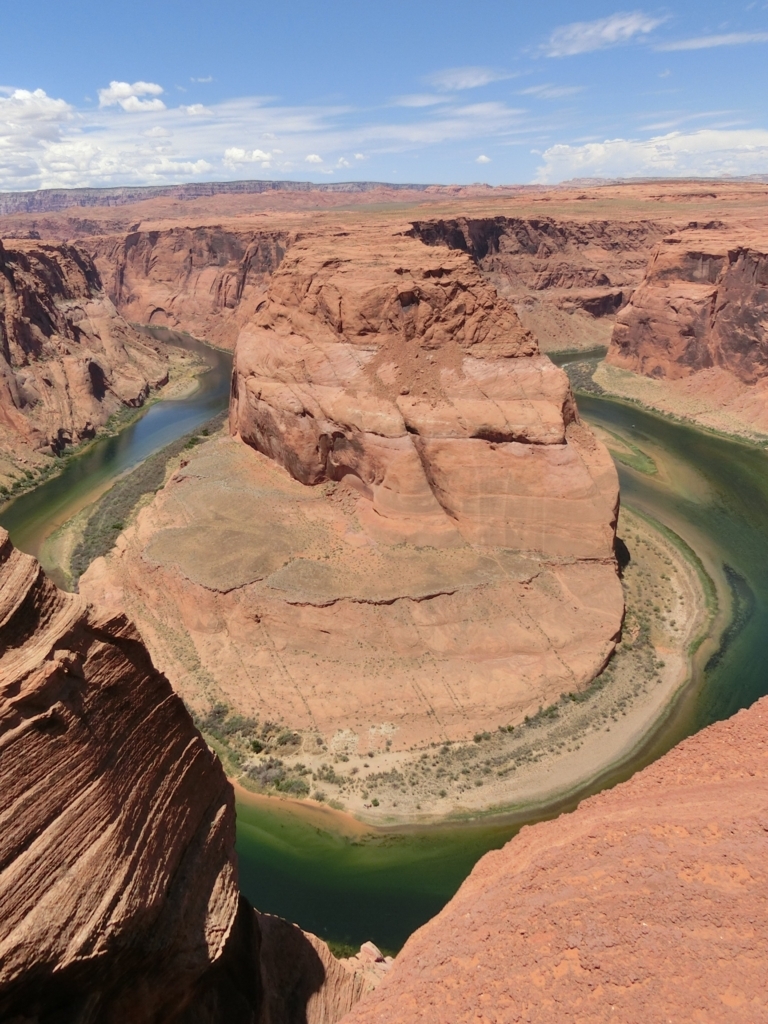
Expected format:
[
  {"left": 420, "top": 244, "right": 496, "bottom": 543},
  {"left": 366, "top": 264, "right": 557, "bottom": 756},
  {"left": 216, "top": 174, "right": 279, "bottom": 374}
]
[
  {"left": 0, "top": 239, "right": 168, "bottom": 469},
  {"left": 79, "top": 218, "right": 624, "bottom": 765},
  {"left": 2, "top": 178, "right": 768, "bottom": 1022}
]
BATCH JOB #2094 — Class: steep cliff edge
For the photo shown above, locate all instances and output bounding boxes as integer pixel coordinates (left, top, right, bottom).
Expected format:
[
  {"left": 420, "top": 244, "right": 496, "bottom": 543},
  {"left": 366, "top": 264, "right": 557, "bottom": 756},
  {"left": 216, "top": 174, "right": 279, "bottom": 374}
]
[
  {"left": 81, "top": 226, "right": 623, "bottom": 807},
  {"left": 0, "top": 238, "right": 167, "bottom": 460},
  {"left": 342, "top": 694, "right": 768, "bottom": 1024},
  {"left": 0, "top": 527, "right": 379, "bottom": 1023},
  {"left": 410, "top": 216, "right": 668, "bottom": 351},
  {"left": 90, "top": 227, "right": 290, "bottom": 350},
  {"left": 607, "top": 227, "right": 768, "bottom": 382}
]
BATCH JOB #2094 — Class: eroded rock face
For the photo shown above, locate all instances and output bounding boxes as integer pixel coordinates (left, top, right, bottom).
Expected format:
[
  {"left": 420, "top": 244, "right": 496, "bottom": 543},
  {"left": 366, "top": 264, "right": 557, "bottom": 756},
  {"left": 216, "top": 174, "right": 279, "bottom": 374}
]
[
  {"left": 230, "top": 230, "right": 619, "bottom": 558},
  {"left": 92, "top": 227, "right": 290, "bottom": 350},
  {"left": 81, "top": 229, "right": 623, "bottom": 753},
  {"left": 0, "top": 238, "right": 167, "bottom": 454},
  {"left": 0, "top": 527, "right": 380, "bottom": 1023},
  {"left": 342, "top": 694, "right": 768, "bottom": 1024},
  {"left": 608, "top": 229, "right": 768, "bottom": 383},
  {"left": 410, "top": 216, "right": 667, "bottom": 351},
  {"left": 0, "top": 527, "right": 242, "bottom": 1020}
]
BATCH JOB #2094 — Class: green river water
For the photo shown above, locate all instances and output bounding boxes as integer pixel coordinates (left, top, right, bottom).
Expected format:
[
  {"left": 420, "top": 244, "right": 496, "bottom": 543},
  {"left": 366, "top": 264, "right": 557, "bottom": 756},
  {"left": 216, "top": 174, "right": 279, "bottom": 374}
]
[{"left": 3, "top": 343, "right": 767, "bottom": 954}]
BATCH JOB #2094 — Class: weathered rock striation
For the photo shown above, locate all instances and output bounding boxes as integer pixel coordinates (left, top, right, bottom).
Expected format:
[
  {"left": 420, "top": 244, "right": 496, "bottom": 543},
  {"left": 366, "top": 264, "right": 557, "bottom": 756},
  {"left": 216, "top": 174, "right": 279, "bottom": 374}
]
[
  {"left": 343, "top": 694, "right": 768, "bottom": 1024},
  {"left": 82, "top": 226, "right": 623, "bottom": 759},
  {"left": 608, "top": 227, "right": 768, "bottom": 382},
  {"left": 230, "top": 229, "right": 619, "bottom": 557},
  {"left": 91, "top": 227, "right": 291, "bottom": 350},
  {"left": 0, "top": 238, "right": 167, "bottom": 456},
  {"left": 0, "top": 528, "right": 376, "bottom": 1023}
]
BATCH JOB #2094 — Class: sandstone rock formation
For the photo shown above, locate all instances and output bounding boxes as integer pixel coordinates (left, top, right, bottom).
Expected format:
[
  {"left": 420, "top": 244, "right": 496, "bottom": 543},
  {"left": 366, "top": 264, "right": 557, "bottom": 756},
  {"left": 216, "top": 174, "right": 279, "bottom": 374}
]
[
  {"left": 0, "top": 238, "right": 167, "bottom": 457},
  {"left": 0, "top": 527, "right": 377, "bottom": 1023},
  {"left": 91, "top": 227, "right": 290, "bottom": 350},
  {"left": 608, "top": 228, "right": 768, "bottom": 383},
  {"left": 81, "top": 226, "right": 623, "bottom": 758},
  {"left": 342, "top": 694, "right": 768, "bottom": 1024},
  {"left": 229, "top": 229, "right": 619, "bottom": 557},
  {"left": 410, "top": 216, "right": 667, "bottom": 352}
]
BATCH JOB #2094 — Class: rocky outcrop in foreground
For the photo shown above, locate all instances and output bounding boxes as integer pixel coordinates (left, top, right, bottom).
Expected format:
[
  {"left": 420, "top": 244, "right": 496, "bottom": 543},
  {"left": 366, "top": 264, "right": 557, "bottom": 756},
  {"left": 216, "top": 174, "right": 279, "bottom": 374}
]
[
  {"left": 343, "top": 695, "right": 768, "bottom": 1024},
  {"left": 608, "top": 227, "right": 768, "bottom": 382},
  {"left": 0, "top": 528, "right": 376, "bottom": 1023},
  {"left": 0, "top": 238, "right": 167, "bottom": 455}
]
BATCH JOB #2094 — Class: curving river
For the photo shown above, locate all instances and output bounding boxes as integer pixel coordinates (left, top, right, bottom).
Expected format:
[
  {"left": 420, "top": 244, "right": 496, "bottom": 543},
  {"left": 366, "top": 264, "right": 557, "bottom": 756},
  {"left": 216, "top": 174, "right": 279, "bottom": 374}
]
[
  {"left": 0, "top": 330, "right": 232, "bottom": 565},
  {"left": 3, "top": 339, "right": 767, "bottom": 954}
]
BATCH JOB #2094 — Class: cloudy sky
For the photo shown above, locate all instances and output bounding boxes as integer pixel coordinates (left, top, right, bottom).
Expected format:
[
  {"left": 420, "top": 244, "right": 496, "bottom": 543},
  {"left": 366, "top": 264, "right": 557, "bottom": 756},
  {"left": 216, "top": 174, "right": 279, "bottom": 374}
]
[{"left": 2, "top": 0, "right": 768, "bottom": 190}]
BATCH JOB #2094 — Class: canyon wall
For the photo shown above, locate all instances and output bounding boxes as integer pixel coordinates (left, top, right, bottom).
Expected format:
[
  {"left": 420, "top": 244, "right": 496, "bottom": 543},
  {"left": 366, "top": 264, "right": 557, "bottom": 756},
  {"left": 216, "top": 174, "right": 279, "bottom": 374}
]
[
  {"left": 91, "top": 227, "right": 291, "bottom": 350},
  {"left": 0, "top": 239, "right": 167, "bottom": 457},
  {"left": 81, "top": 223, "right": 623, "bottom": 766},
  {"left": 343, "top": 693, "right": 768, "bottom": 1024},
  {"left": 0, "top": 527, "right": 376, "bottom": 1023},
  {"left": 607, "top": 227, "right": 768, "bottom": 382},
  {"left": 410, "top": 216, "right": 668, "bottom": 351}
]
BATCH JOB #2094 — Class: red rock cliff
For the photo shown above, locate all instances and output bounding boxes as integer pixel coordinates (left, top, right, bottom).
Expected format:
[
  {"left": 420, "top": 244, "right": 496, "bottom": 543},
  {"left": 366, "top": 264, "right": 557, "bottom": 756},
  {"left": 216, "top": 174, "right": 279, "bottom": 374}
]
[
  {"left": 608, "top": 228, "right": 768, "bottom": 383},
  {"left": 0, "top": 239, "right": 167, "bottom": 455},
  {"left": 91, "top": 227, "right": 290, "bottom": 350},
  {"left": 230, "top": 227, "right": 619, "bottom": 558},
  {"left": 0, "top": 528, "right": 376, "bottom": 1023}
]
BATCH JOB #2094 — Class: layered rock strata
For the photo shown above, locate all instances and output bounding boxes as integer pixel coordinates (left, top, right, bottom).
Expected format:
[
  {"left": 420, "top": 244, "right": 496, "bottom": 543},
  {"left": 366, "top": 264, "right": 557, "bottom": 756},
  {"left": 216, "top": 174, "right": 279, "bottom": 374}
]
[
  {"left": 410, "top": 216, "right": 668, "bottom": 351},
  {"left": 229, "top": 230, "right": 619, "bottom": 557},
  {"left": 608, "top": 228, "right": 768, "bottom": 382},
  {"left": 0, "top": 528, "right": 375, "bottom": 1023},
  {"left": 342, "top": 694, "right": 768, "bottom": 1024},
  {"left": 0, "top": 238, "right": 167, "bottom": 455},
  {"left": 82, "top": 229, "right": 623, "bottom": 752},
  {"left": 91, "top": 228, "right": 290, "bottom": 350}
]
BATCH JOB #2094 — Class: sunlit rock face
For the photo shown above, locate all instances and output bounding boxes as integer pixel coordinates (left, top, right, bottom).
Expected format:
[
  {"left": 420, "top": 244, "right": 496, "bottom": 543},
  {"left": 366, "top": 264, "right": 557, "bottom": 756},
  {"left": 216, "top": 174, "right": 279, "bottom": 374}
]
[
  {"left": 342, "top": 695, "right": 768, "bottom": 1024},
  {"left": 608, "top": 229, "right": 768, "bottom": 383},
  {"left": 0, "top": 238, "right": 167, "bottom": 455},
  {"left": 230, "top": 228, "right": 620, "bottom": 558}
]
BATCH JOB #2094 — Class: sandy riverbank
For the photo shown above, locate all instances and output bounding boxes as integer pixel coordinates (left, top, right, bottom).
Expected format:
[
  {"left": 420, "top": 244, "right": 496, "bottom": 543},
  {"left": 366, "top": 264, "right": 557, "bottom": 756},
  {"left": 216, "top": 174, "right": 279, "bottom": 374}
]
[{"left": 591, "top": 362, "right": 768, "bottom": 444}]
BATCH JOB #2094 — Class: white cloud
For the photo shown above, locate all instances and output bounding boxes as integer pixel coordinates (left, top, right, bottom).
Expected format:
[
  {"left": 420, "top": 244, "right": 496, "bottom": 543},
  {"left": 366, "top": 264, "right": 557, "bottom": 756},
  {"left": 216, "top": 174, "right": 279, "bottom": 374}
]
[
  {"left": 393, "top": 94, "right": 448, "bottom": 107},
  {"left": 337, "top": 157, "right": 351, "bottom": 167},
  {"left": 305, "top": 153, "right": 323, "bottom": 163},
  {"left": 544, "top": 11, "right": 667, "bottom": 57},
  {"left": 98, "top": 80, "right": 165, "bottom": 112},
  {"left": 535, "top": 128, "right": 768, "bottom": 182},
  {"left": 181, "top": 103, "right": 209, "bottom": 116},
  {"left": 0, "top": 82, "right": 527, "bottom": 190},
  {"left": 427, "top": 66, "right": 514, "bottom": 91},
  {"left": 224, "top": 147, "right": 273, "bottom": 169},
  {"left": 191, "top": 76, "right": 214, "bottom": 83},
  {"left": 476, "top": 154, "right": 491, "bottom": 163},
  {"left": 657, "top": 32, "right": 768, "bottom": 51},
  {"left": 520, "top": 84, "right": 584, "bottom": 99}
]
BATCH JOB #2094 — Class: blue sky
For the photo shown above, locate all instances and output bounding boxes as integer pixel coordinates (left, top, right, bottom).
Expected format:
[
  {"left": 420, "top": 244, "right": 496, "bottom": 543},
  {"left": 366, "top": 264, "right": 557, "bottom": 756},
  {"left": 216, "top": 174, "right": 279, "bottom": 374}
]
[{"left": 2, "top": 1, "right": 768, "bottom": 189}]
